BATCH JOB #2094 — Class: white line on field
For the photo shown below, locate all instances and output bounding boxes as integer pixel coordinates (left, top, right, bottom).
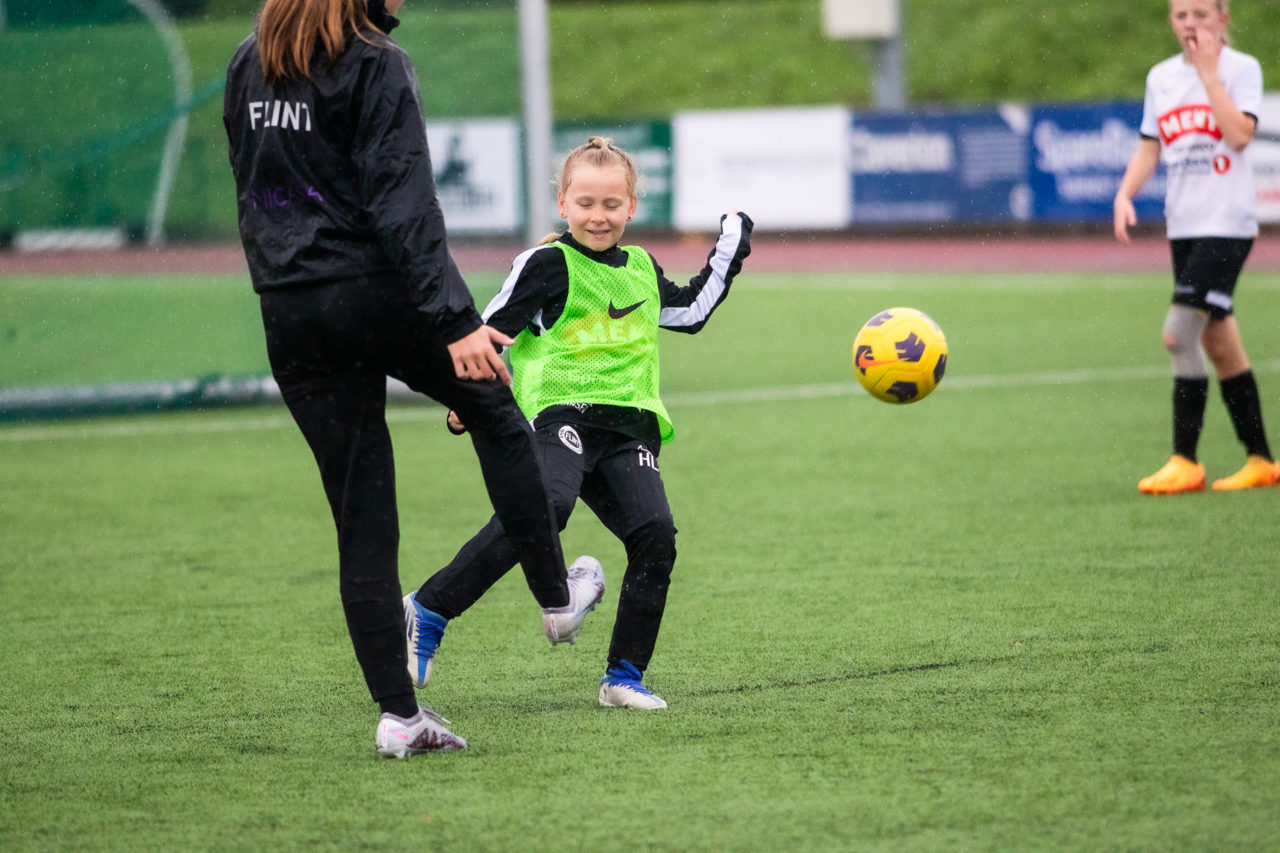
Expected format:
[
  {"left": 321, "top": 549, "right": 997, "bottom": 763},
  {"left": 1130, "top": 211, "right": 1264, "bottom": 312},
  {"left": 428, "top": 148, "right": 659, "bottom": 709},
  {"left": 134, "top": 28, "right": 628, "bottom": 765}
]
[
  {"left": 3, "top": 359, "right": 1278, "bottom": 444},
  {"left": 662, "top": 359, "right": 1280, "bottom": 406},
  {"left": 743, "top": 277, "right": 1280, "bottom": 293}
]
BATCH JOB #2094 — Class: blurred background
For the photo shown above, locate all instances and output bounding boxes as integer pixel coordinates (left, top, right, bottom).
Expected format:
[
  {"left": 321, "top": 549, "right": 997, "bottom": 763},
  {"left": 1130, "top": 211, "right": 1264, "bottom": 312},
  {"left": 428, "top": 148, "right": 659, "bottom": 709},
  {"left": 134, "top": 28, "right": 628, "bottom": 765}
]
[{"left": 3, "top": 0, "right": 1279, "bottom": 248}]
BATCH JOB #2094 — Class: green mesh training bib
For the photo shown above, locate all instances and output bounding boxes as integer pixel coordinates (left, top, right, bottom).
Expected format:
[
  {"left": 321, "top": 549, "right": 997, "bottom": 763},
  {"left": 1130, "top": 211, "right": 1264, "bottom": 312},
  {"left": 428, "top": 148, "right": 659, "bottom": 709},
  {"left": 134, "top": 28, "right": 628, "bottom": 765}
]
[{"left": 510, "top": 242, "right": 674, "bottom": 443}]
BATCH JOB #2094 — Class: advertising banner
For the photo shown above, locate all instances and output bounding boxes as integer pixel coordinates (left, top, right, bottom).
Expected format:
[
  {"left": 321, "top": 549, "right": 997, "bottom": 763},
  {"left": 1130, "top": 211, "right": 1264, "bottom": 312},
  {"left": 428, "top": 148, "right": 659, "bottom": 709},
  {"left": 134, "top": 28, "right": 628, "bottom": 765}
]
[
  {"left": 849, "top": 107, "right": 1030, "bottom": 224},
  {"left": 1028, "top": 102, "right": 1164, "bottom": 224},
  {"left": 426, "top": 118, "right": 522, "bottom": 235},
  {"left": 553, "top": 122, "right": 673, "bottom": 228},
  {"left": 424, "top": 98, "right": 1279, "bottom": 237},
  {"left": 672, "top": 106, "right": 851, "bottom": 231}
]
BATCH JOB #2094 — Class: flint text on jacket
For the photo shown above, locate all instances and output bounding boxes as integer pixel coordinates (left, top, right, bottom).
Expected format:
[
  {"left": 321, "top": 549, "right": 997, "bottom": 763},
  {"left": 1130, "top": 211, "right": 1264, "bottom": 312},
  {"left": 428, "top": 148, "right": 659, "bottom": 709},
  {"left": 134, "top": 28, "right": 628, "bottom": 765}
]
[{"left": 249, "top": 101, "right": 312, "bottom": 132}]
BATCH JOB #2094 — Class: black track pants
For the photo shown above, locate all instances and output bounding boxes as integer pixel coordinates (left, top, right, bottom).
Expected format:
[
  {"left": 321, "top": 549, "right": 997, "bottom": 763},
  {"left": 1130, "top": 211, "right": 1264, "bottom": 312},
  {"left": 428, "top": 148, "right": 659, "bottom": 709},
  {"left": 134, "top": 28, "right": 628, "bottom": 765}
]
[
  {"left": 418, "top": 421, "right": 676, "bottom": 672},
  {"left": 260, "top": 278, "right": 566, "bottom": 706}
]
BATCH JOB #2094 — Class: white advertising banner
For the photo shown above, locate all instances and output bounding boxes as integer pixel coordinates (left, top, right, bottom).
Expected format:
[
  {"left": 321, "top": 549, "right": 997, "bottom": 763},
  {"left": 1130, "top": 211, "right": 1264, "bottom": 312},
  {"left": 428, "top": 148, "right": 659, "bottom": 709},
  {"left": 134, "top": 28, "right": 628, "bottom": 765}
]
[
  {"left": 426, "top": 118, "right": 522, "bottom": 235},
  {"left": 672, "top": 106, "right": 852, "bottom": 231},
  {"left": 1252, "top": 93, "right": 1280, "bottom": 224}
]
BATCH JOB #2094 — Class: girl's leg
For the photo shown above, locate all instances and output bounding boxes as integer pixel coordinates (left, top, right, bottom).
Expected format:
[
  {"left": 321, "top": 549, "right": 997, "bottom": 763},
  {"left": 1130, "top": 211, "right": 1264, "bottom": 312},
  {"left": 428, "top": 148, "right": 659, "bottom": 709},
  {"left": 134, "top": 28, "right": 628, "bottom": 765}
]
[
  {"left": 406, "top": 424, "right": 598, "bottom": 687},
  {"left": 261, "top": 285, "right": 417, "bottom": 718},
  {"left": 278, "top": 370, "right": 418, "bottom": 718},
  {"left": 1139, "top": 305, "right": 1210, "bottom": 493},
  {"left": 581, "top": 441, "right": 677, "bottom": 674},
  {"left": 1203, "top": 317, "right": 1276, "bottom": 471},
  {"left": 449, "top": 385, "right": 570, "bottom": 608},
  {"left": 1163, "top": 305, "right": 1210, "bottom": 462},
  {"left": 1201, "top": 315, "right": 1252, "bottom": 380},
  {"left": 393, "top": 330, "right": 568, "bottom": 606},
  {"left": 415, "top": 515, "right": 520, "bottom": 620},
  {"left": 415, "top": 424, "right": 591, "bottom": 616}
]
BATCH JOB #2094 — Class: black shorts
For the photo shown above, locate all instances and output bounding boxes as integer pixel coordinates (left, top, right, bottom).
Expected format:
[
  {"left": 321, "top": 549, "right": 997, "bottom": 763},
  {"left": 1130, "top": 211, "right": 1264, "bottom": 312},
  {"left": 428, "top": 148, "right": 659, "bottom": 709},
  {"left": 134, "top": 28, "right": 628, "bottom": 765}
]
[
  {"left": 534, "top": 420, "right": 672, "bottom": 540},
  {"left": 1169, "top": 237, "right": 1253, "bottom": 320}
]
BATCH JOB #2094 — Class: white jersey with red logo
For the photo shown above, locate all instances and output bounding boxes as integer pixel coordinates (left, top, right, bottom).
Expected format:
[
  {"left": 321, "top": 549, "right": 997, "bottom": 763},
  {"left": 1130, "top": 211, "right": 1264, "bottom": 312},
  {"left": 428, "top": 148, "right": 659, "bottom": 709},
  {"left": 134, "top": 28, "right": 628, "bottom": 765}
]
[{"left": 1139, "top": 45, "right": 1262, "bottom": 239}]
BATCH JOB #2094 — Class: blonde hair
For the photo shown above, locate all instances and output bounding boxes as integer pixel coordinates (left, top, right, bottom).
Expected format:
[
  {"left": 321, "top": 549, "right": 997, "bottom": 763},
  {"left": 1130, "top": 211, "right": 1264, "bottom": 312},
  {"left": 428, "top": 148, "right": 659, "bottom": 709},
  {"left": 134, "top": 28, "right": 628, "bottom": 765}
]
[
  {"left": 256, "top": 0, "right": 382, "bottom": 83},
  {"left": 541, "top": 136, "right": 641, "bottom": 244},
  {"left": 557, "top": 137, "right": 641, "bottom": 197}
]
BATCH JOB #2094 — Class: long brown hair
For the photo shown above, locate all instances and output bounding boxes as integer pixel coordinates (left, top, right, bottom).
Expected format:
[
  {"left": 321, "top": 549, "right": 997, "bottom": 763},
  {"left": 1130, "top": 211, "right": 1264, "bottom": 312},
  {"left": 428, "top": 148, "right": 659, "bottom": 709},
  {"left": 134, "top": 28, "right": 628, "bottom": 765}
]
[{"left": 256, "top": 0, "right": 381, "bottom": 83}]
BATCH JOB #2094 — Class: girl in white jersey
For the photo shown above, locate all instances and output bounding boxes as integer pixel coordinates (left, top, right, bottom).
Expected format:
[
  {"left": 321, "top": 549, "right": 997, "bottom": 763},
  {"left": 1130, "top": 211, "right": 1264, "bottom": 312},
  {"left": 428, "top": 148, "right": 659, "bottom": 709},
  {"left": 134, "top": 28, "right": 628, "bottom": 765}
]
[{"left": 1114, "top": 0, "right": 1280, "bottom": 494}]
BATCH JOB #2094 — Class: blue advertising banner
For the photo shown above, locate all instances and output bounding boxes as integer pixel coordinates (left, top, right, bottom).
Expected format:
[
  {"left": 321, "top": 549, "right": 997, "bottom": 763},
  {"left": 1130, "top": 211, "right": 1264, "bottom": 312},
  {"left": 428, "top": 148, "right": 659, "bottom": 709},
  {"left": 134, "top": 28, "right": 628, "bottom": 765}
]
[
  {"left": 1028, "top": 102, "right": 1165, "bottom": 223},
  {"left": 849, "top": 108, "right": 1030, "bottom": 225}
]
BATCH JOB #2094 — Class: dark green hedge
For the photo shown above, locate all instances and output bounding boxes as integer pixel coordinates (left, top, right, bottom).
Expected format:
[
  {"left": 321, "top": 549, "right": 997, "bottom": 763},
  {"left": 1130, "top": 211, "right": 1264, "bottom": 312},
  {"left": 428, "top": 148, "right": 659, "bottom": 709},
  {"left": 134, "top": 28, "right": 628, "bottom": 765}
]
[{"left": 5, "top": 0, "right": 210, "bottom": 25}]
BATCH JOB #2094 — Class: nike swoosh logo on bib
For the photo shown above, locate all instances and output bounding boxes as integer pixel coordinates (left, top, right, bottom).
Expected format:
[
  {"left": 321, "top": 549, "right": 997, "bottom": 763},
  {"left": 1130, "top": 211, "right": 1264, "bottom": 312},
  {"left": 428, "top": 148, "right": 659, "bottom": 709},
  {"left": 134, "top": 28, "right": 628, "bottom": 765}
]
[{"left": 608, "top": 299, "right": 646, "bottom": 319}]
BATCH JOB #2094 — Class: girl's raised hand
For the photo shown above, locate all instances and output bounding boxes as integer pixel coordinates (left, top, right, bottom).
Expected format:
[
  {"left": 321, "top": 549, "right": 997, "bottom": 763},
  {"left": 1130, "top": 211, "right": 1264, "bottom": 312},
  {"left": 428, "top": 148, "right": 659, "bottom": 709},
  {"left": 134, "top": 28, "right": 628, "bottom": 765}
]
[{"left": 1186, "top": 25, "right": 1223, "bottom": 75}]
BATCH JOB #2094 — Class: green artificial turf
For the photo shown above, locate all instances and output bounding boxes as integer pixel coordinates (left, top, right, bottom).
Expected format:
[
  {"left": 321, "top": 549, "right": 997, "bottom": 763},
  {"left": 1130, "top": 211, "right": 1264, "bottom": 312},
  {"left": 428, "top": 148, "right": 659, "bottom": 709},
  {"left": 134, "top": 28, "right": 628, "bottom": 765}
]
[{"left": 3, "top": 270, "right": 1279, "bottom": 850}]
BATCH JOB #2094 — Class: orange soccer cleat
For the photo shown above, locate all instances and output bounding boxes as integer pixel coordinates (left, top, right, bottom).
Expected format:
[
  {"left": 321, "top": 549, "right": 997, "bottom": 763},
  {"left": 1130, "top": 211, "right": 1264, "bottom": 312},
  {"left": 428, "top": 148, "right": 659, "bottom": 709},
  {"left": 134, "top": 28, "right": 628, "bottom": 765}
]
[
  {"left": 1138, "top": 454, "right": 1206, "bottom": 495},
  {"left": 1211, "top": 455, "right": 1280, "bottom": 491}
]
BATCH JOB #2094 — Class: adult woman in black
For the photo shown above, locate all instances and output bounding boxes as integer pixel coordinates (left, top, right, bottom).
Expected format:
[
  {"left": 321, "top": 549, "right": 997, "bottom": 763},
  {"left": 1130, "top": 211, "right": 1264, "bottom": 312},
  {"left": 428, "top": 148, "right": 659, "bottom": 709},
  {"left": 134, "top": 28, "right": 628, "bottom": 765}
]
[{"left": 224, "top": 0, "right": 598, "bottom": 757}]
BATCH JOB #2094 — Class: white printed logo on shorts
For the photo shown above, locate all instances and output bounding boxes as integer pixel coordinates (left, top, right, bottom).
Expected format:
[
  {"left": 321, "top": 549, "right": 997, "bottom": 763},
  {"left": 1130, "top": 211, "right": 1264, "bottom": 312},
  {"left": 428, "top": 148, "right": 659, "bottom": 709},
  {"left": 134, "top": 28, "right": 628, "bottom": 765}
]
[
  {"left": 1206, "top": 290, "right": 1233, "bottom": 311},
  {"left": 558, "top": 425, "right": 583, "bottom": 455}
]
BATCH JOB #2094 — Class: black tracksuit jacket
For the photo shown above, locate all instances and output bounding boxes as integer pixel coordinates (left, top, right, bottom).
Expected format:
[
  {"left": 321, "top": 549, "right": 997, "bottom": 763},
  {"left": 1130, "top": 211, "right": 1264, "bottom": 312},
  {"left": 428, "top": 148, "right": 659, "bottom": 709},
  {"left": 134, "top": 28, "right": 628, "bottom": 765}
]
[{"left": 222, "top": 1, "right": 481, "bottom": 344}]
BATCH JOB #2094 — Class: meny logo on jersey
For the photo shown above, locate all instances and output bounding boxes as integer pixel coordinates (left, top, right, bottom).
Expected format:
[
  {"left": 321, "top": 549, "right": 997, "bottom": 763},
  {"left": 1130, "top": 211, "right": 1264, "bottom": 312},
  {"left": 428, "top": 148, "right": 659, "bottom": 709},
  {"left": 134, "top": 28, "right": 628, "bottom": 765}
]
[{"left": 1158, "top": 105, "right": 1221, "bottom": 145}]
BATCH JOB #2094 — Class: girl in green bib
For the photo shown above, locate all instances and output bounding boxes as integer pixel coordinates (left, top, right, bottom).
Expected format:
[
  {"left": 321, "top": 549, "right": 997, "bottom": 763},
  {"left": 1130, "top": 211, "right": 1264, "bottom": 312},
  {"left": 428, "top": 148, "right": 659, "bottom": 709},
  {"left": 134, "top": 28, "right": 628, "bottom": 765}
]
[{"left": 404, "top": 137, "right": 753, "bottom": 709}]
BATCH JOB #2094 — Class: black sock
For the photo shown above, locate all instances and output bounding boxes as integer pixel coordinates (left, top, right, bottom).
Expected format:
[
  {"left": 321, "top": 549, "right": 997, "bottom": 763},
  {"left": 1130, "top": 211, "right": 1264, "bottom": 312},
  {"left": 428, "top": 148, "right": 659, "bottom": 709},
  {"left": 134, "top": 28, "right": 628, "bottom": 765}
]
[
  {"left": 1172, "top": 377, "right": 1209, "bottom": 461},
  {"left": 380, "top": 694, "right": 419, "bottom": 719},
  {"left": 1220, "top": 370, "right": 1273, "bottom": 459}
]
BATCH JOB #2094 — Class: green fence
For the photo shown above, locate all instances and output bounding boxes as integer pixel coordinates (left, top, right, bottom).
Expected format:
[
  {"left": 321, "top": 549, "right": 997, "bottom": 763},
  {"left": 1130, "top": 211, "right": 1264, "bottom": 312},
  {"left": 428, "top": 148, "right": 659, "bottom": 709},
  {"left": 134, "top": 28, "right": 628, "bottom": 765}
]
[
  {"left": 0, "top": 3, "right": 235, "bottom": 243},
  {"left": 0, "top": 1, "right": 522, "bottom": 244},
  {"left": 4, "top": 0, "right": 210, "bottom": 27}
]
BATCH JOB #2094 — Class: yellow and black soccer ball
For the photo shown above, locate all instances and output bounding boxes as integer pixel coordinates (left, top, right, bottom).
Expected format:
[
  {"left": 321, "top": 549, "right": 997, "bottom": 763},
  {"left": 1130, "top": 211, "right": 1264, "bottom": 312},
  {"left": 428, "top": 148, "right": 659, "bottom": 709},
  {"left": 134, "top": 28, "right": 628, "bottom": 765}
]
[{"left": 852, "top": 307, "right": 948, "bottom": 404}]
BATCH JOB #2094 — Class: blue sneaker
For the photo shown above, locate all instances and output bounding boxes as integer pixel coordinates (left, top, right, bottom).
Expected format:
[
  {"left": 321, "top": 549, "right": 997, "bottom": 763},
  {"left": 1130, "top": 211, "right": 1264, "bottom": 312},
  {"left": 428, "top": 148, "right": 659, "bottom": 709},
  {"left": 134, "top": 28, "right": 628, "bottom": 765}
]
[
  {"left": 403, "top": 593, "right": 447, "bottom": 690},
  {"left": 599, "top": 659, "right": 667, "bottom": 709}
]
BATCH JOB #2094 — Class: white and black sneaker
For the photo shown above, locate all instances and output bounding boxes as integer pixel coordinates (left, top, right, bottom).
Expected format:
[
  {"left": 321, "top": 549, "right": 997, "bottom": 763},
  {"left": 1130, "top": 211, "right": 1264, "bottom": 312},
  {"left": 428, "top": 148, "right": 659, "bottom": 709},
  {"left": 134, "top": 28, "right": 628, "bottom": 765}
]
[
  {"left": 599, "top": 660, "right": 667, "bottom": 709},
  {"left": 375, "top": 706, "right": 467, "bottom": 758},
  {"left": 541, "top": 555, "right": 605, "bottom": 645}
]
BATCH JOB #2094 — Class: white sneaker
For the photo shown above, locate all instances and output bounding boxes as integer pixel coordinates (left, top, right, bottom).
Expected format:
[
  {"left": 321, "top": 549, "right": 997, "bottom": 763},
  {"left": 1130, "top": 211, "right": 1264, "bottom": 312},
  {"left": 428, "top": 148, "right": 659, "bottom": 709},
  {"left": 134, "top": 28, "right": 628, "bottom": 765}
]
[
  {"left": 375, "top": 706, "right": 467, "bottom": 758},
  {"left": 598, "top": 660, "right": 667, "bottom": 710},
  {"left": 541, "top": 555, "right": 605, "bottom": 645}
]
